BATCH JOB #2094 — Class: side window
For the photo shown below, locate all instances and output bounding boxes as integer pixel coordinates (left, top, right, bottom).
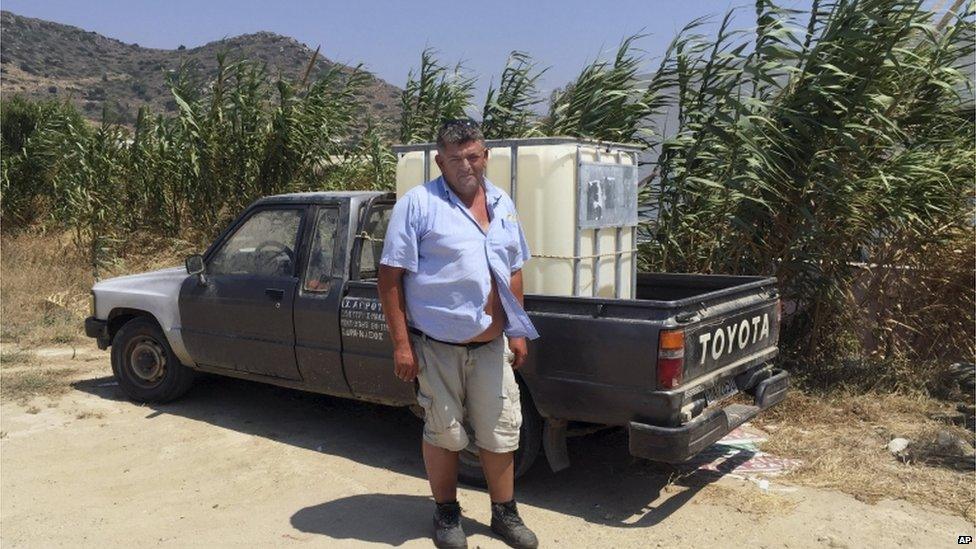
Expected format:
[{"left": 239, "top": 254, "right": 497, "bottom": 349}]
[
  {"left": 208, "top": 209, "right": 302, "bottom": 277},
  {"left": 356, "top": 203, "right": 393, "bottom": 280},
  {"left": 304, "top": 208, "right": 340, "bottom": 292}
]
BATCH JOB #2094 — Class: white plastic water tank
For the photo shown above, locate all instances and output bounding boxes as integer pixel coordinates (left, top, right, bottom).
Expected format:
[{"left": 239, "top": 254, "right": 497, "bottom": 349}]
[{"left": 394, "top": 138, "right": 640, "bottom": 299}]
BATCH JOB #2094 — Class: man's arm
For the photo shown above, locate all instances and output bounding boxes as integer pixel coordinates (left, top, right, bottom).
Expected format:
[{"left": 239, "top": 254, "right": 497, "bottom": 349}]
[
  {"left": 378, "top": 264, "right": 418, "bottom": 382},
  {"left": 508, "top": 269, "right": 528, "bottom": 369},
  {"left": 511, "top": 268, "right": 525, "bottom": 305}
]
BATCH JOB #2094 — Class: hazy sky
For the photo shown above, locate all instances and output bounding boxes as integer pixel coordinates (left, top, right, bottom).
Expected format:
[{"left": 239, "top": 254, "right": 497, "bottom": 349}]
[{"left": 4, "top": 0, "right": 765, "bottom": 104}]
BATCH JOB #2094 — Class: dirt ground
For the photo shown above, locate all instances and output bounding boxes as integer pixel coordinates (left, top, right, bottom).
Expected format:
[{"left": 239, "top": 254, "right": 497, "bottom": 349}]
[{"left": 1, "top": 345, "right": 973, "bottom": 548}]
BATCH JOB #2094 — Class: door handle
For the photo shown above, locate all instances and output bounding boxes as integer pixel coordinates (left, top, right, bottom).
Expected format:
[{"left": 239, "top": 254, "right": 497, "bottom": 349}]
[{"left": 265, "top": 288, "right": 285, "bottom": 301}]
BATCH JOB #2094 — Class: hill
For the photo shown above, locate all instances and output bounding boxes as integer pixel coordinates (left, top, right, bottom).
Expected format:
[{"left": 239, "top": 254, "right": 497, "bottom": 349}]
[{"left": 0, "top": 10, "right": 403, "bottom": 126}]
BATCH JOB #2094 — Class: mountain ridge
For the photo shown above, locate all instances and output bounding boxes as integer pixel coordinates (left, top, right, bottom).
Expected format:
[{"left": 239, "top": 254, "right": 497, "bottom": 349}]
[{"left": 0, "top": 10, "right": 403, "bottom": 126}]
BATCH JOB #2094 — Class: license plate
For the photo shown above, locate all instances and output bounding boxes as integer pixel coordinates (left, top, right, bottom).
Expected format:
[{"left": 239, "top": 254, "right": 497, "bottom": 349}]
[{"left": 704, "top": 378, "right": 738, "bottom": 405}]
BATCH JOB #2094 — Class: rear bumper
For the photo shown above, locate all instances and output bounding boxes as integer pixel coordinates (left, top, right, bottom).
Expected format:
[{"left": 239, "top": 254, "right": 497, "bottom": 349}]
[
  {"left": 628, "top": 368, "right": 790, "bottom": 463},
  {"left": 84, "top": 317, "right": 110, "bottom": 350}
]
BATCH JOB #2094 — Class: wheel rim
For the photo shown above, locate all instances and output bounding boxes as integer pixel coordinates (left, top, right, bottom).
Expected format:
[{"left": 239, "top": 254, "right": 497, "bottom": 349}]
[{"left": 127, "top": 337, "right": 167, "bottom": 388}]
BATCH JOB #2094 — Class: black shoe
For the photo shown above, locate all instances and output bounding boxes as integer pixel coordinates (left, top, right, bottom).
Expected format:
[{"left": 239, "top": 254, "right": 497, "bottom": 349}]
[
  {"left": 490, "top": 500, "right": 538, "bottom": 549},
  {"left": 432, "top": 500, "right": 467, "bottom": 549}
]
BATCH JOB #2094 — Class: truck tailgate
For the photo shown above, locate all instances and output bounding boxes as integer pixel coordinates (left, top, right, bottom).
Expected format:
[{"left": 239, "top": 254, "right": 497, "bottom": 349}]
[{"left": 683, "top": 299, "right": 780, "bottom": 382}]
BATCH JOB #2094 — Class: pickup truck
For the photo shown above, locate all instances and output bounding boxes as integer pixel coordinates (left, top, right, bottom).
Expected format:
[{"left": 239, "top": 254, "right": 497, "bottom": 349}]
[{"left": 85, "top": 190, "right": 789, "bottom": 483}]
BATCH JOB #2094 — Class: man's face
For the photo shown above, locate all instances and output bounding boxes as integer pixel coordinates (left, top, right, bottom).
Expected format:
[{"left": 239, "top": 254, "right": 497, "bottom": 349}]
[{"left": 436, "top": 140, "right": 488, "bottom": 196}]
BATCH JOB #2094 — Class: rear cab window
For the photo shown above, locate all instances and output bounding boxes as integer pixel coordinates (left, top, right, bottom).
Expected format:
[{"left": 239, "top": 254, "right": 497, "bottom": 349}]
[{"left": 354, "top": 202, "right": 393, "bottom": 281}]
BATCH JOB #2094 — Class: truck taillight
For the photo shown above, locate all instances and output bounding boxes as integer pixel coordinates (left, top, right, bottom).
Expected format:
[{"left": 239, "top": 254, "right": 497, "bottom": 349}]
[{"left": 658, "top": 329, "right": 685, "bottom": 389}]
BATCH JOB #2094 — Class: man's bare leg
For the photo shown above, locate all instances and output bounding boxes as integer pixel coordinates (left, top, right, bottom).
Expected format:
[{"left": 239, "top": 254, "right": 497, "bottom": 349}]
[
  {"left": 479, "top": 449, "right": 515, "bottom": 503},
  {"left": 423, "top": 441, "right": 460, "bottom": 503},
  {"left": 482, "top": 448, "right": 536, "bottom": 548}
]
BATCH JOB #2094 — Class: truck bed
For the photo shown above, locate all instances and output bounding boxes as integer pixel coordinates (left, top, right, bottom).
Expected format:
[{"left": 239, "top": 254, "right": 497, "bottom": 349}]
[
  {"left": 342, "top": 271, "right": 779, "bottom": 427},
  {"left": 634, "top": 272, "right": 772, "bottom": 303}
]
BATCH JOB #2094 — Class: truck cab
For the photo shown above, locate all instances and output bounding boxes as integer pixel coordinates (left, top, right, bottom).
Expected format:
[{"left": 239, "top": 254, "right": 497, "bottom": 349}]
[{"left": 87, "top": 191, "right": 406, "bottom": 400}]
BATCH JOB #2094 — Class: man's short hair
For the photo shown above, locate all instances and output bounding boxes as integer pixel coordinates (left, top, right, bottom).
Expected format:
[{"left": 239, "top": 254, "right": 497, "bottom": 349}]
[{"left": 436, "top": 118, "right": 485, "bottom": 151}]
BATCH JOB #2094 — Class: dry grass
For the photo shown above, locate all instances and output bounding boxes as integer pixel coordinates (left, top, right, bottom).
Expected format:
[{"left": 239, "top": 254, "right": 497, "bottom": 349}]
[
  {"left": 0, "top": 349, "right": 35, "bottom": 368},
  {"left": 0, "top": 367, "right": 79, "bottom": 403},
  {"left": 1, "top": 230, "right": 193, "bottom": 348},
  {"left": 695, "top": 484, "right": 797, "bottom": 516},
  {"left": 756, "top": 391, "right": 975, "bottom": 521},
  {"left": 1, "top": 232, "right": 92, "bottom": 346},
  {"left": 74, "top": 410, "right": 105, "bottom": 420}
]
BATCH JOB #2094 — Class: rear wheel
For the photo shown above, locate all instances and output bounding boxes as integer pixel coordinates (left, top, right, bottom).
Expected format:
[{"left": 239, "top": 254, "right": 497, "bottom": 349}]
[
  {"left": 111, "top": 317, "right": 196, "bottom": 403},
  {"left": 457, "top": 382, "right": 543, "bottom": 487}
]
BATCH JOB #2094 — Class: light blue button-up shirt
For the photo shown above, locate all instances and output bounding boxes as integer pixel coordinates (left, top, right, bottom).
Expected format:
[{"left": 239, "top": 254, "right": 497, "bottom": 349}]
[{"left": 380, "top": 176, "right": 539, "bottom": 343}]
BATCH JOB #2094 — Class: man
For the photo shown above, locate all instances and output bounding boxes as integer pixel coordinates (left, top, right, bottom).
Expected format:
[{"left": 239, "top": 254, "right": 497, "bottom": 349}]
[{"left": 378, "top": 119, "right": 540, "bottom": 549}]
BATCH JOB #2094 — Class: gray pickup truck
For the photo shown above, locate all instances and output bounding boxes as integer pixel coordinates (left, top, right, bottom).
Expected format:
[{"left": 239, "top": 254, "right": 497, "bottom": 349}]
[{"left": 85, "top": 191, "right": 789, "bottom": 483}]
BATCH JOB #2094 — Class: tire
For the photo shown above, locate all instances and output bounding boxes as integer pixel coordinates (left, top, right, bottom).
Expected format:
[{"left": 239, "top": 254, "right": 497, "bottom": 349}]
[
  {"left": 111, "top": 316, "right": 196, "bottom": 403},
  {"left": 457, "top": 381, "right": 543, "bottom": 487}
]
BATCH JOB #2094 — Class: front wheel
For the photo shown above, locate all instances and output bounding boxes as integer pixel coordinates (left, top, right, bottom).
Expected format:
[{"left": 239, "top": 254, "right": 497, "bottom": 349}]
[
  {"left": 111, "top": 317, "right": 196, "bottom": 403},
  {"left": 457, "top": 382, "right": 543, "bottom": 487}
]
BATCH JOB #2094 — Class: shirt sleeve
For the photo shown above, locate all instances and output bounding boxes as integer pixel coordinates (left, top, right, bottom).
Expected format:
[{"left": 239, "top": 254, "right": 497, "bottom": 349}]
[
  {"left": 380, "top": 194, "right": 422, "bottom": 272},
  {"left": 511, "top": 218, "right": 531, "bottom": 272}
]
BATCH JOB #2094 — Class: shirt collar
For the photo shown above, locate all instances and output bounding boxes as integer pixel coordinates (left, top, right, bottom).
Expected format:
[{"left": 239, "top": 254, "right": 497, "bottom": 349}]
[
  {"left": 483, "top": 178, "right": 504, "bottom": 205},
  {"left": 436, "top": 175, "right": 504, "bottom": 208}
]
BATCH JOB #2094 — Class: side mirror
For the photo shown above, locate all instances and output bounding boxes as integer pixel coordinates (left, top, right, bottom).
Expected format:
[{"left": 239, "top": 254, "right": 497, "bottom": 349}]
[
  {"left": 185, "top": 255, "right": 208, "bottom": 285},
  {"left": 185, "top": 254, "right": 205, "bottom": 275}
]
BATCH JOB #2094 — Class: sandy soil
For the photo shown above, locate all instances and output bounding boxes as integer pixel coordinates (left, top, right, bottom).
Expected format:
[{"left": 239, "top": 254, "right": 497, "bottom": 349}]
[{"left": 2, "top": 346, "right": 973, "bottom": 548}]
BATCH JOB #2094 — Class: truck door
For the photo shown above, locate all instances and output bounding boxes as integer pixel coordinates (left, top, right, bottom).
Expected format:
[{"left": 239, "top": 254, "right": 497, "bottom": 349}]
[
  {"left": 339, "top": 199, "right": 417, "bottom": 406},
  {"left": 292, "top": 204, "right": 354, "bottom": 397},
  {"left": 179, "top": 206, "right": 305, "bottom": 380}
]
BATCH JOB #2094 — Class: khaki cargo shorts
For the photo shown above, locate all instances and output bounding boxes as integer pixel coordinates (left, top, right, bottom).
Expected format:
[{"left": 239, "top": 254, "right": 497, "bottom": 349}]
[{"left": 411, "top": 333, "right": 522, "bottom": 454}]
